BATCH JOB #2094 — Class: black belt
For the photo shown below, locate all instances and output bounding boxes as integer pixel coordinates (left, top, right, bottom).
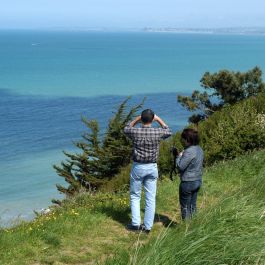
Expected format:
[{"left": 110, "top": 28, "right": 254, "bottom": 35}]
[{"left": 133, "top": 159, "right": 157, "bottom": 164}]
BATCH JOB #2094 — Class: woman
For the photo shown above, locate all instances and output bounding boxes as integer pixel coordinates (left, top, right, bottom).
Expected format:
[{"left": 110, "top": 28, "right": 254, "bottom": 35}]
[{"left": 176, "top": 128, "right": 204, "bottom": 220}]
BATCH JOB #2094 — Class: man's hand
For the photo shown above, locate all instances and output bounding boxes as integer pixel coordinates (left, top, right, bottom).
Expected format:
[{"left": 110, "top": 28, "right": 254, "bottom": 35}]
[
  {"left": 153, "top": 114, "right": 168, "bottom": 128},
  {"left": 129, "top": 115, "right": 141, "bottom": 127}
]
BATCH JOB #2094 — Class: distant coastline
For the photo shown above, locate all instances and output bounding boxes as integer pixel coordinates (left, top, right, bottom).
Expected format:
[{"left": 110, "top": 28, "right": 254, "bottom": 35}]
[
  {"left": 142, "top": 27, "right": 265, "bottom": 35},
  {"left": 1, "top": 27, "right": 265, "bottom": 35}
]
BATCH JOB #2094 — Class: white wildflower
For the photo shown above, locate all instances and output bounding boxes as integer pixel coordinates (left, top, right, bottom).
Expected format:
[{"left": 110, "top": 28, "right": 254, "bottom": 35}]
[{"left": 256, "top": 113, "right": 265, "bottom": 130}]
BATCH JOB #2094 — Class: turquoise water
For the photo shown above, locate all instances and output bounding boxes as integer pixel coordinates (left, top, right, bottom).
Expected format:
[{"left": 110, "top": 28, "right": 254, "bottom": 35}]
[
  {"left": 1, "top": 31, "right": 265, "bottom": 226},
  {"left": 1, "top": 31, "right": 265, "bottom": 97}
]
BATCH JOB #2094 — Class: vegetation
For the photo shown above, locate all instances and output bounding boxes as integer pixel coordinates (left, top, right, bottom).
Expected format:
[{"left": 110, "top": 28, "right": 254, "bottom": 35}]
[
  {"left": 155, "top": 94, "right": 265, "bottom": 180},
  {"left": 198, "top": 94, "right": 265, "bottom": 164},
  {"left": 177, "top": 66, "right": 265, "bottom": 123},
  {"left": 53, "top": 97, "right": 144, "bottom": 199},
  {"left": 1, "top": 150, "right": 265, "bottom": 264}
]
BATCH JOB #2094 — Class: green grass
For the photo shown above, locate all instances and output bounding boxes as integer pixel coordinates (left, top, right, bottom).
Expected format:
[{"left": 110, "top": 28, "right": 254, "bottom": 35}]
[
  {"left": 107, "top": 150, "right": 265, "bottom": 265},
  {"left": 1, "top": 150, "right": 265, "bottom": 264}
]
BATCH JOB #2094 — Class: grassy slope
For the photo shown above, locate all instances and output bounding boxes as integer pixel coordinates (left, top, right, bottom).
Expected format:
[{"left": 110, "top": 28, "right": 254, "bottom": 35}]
[
  {"left": 108, "top": 149, "right": 265, "bottom": 265},
  {"left": 1, "top": 150, "right": 265, "bottom": 264}
]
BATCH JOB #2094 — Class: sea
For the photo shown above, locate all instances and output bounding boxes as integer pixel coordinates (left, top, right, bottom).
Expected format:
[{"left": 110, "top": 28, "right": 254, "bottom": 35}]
[{"left": 1, "top": 30, "right": 265, "bottom": 226}]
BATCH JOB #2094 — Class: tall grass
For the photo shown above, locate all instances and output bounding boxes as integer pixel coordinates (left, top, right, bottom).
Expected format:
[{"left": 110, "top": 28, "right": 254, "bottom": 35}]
[
  {"left": 1, "top": 150, "right": 265, "bottom": 264},
  {"left": 137, "top": 178, "right": 265, "bottom": 264},
  {"left": 107, "top": 150, "right": 265, "bottom": 265}
]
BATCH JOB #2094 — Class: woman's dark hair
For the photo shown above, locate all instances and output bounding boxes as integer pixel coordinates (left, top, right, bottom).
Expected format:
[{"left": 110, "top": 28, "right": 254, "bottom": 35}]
[
  {"left": 181, "top": 128, "right": 200, "bottom": 145},
  {"left": 141, "top": 109, "right": 154, "bottom": 124}
]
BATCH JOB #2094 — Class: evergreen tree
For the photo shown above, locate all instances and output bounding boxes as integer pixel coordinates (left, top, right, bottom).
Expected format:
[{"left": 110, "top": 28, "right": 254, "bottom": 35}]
[
  {"left": 178, "top": 66, "right": 265, "bottom": 123},
  {"left": 53, "top": 97, "right": 144, "bottom": 200}
]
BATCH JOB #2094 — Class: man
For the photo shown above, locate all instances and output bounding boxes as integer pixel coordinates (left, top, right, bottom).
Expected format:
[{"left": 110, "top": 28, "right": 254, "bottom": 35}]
[{"left": 124, "top": 109, "right": 172, "bottom": 233}]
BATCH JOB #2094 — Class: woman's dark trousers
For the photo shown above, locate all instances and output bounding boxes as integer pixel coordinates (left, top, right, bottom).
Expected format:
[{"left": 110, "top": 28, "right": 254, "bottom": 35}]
[{"left": 179, "top": 180, "right": 201, "bottom": 220}]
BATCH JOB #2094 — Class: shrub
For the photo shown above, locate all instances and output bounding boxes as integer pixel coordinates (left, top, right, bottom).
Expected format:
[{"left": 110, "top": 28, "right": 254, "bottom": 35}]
[
  {"left": 198, "top": 94, "right": 265, "bottom": 165},
  {"left": 158, "top": 132, "right": 183, "bottom": 176},
  {"left": 100, "top": 164, "right": 131, "bottom": 193},
  {"left": 53, "top": 97, "right": 144, "bottom": 198}
]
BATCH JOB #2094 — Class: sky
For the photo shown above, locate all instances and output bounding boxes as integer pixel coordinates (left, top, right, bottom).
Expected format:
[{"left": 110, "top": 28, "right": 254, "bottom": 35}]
[{"left": 0, "top": 0, "right": 265, "bottom": 30}]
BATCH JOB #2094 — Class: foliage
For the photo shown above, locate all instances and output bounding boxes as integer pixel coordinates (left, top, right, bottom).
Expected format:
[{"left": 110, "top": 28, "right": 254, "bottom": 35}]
[
  {"left": 178, "top": 66, "right": 265, "bottom": 123},
  {"left": 100, "top": 164, "right": 131, "bottom": 193},
  {"left": 53, "top": 97, "right": 144, "bottom": 198},
  {"left": 154, "top": 94, "right": 265, "bottom": 177},
  {"left": 157, "top": 132, "right": 183, "bottom": 176},
  {"left": 198, "top": 94, "right": 265, "bottom": 165}
]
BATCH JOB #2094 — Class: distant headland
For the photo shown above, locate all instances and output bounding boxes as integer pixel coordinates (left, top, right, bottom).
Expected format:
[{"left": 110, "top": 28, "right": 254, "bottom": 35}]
[{"left": 142, "top": 27, "right": 265, "bottom": 35}]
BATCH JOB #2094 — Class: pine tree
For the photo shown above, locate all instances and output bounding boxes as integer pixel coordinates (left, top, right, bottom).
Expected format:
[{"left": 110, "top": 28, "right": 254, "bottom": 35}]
[
  {"left": 53, "top": 97, "right": 144, "bottom": 200},
  {"left": 178, "top": 66, "right": 265, "bottom": 124}
]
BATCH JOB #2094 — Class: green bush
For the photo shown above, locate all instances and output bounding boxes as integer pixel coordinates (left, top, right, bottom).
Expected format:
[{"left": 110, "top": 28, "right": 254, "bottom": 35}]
[
  {"left": 158, "top": 94, "right": 265, "bottom": 171},
  {"left": 158, "top": 132, "right": 183, "bottom": 176},
  {"left": 198, "top": 94, "right": 265, "bottom": 165},
  {"left": 100, "top": 164, "right": 131, "bottom": 193}
]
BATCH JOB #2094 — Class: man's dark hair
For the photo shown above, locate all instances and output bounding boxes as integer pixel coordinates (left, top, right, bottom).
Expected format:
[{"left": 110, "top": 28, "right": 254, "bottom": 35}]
[
  {"left": 141, "top": 109, "right": 155, "bottom": 124},
  {"left": 181, "top": 128, "right": 200, "bottom": 145}
]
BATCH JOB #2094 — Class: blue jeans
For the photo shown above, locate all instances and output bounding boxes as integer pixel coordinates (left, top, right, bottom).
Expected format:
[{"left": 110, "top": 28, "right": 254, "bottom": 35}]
[
  {"left": 179, "top": 180, "right": 201, "bottom": 220},
  {"left": 130, "top": 162, "right": 158, "bottom": 230}
]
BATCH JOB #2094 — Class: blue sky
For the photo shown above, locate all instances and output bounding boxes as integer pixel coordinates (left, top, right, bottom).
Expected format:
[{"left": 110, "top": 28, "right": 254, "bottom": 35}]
[{"left": 0, "top": 0, "right": 265, "bottom": 29}]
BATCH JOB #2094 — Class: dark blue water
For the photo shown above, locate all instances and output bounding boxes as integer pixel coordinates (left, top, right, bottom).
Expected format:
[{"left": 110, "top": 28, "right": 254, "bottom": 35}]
[{"left": 0, "top": 89, "right": 189, "bottom": 225}]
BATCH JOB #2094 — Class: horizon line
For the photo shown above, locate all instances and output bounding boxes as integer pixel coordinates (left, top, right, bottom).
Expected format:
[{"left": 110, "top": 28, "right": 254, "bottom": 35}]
[{"left": 0, "top": 26, "right": 265, "bottom": 31}]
